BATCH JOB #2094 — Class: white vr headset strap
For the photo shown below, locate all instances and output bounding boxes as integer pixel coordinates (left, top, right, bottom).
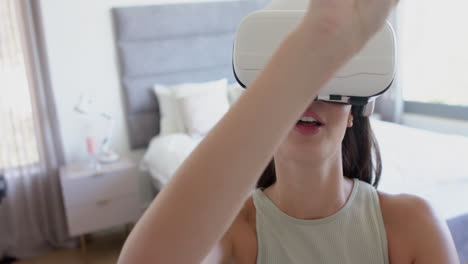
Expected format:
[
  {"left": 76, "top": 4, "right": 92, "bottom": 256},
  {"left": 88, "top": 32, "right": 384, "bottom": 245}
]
[
  {"left": 362, "top": 100, "right": 375, "bottom": 117},
  {"left": 351, "top": 100, "right": 375, "bottom": 117}
]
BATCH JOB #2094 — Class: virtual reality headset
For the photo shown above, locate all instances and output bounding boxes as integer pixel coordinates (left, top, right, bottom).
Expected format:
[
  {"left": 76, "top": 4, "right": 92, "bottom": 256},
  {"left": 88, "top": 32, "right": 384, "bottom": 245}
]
[{"left": 232, "top": 0, "right": 397, "bottom": 116}]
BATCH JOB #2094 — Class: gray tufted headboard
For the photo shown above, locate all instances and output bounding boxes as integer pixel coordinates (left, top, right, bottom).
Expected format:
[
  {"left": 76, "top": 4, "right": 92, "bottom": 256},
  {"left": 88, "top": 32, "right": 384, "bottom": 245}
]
[{"left": 112, "top": 0, "right": 268, "bottom": 149}]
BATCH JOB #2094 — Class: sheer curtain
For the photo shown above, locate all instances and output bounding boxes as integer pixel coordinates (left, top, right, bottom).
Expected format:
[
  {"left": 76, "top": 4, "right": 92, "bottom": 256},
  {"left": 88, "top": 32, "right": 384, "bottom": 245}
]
[{"left": 0, "top": 0, "right": 75, "bottom": 259}]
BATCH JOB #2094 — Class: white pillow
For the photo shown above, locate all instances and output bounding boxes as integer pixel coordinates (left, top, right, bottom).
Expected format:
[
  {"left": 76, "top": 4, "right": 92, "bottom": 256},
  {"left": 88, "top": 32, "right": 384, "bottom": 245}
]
[
  {"left": 175, "top": 79, "right": 229, "bottom": 136},
  {"left": 172, "top": 79, "right": 228, "bottom": 98},
  {"left": 227, "top": 82, "right": 245, "bottom": 105},
  {"left": 153, "top": 85, "right": 186, "bottom": 135}
]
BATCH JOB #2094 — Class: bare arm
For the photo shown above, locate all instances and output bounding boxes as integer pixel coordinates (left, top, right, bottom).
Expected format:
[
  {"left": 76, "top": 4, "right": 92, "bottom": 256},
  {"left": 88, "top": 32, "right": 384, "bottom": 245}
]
[
  {"left": 379, "top": 193, "right": 460, "bottom": 264},
  {"left": 118, "top": 20, "right": 344, "bottom": 264},
  {"left": 117, "top": 2, "right": 399, "bottom": 263},
  {"left": 410, "top": 197, "right": 459, "bottom": 263},
  {"left": 200, "top": 232, "right": 234, "bottom": 264}
]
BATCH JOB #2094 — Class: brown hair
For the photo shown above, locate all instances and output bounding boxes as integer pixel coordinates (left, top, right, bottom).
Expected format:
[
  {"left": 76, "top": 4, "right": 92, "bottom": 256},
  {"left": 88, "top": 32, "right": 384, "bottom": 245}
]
[{"left": 256, "top": 107, "right": 382, "bottom": 189}]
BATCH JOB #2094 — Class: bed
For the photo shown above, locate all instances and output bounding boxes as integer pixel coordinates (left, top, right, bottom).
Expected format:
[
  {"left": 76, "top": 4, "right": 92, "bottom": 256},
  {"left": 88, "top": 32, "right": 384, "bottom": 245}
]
[{"left": 111, "top": 1, "right": 468, "bottom": 261}]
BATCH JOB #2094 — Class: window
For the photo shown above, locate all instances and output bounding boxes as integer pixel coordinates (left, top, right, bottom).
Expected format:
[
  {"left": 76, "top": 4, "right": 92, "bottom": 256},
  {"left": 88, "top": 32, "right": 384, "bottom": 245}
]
[
  {"left": 0, "top": 0, "right": 40, "bottom": 169},
  {"left": 398, "top": 1, "right": 468, "bottom": 107}
]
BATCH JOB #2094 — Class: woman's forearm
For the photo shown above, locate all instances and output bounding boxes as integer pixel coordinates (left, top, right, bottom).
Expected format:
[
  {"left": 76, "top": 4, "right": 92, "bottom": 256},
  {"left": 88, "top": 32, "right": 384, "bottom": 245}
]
[{"left": 118, "top": 19, "right": 349, "bottom": 264}]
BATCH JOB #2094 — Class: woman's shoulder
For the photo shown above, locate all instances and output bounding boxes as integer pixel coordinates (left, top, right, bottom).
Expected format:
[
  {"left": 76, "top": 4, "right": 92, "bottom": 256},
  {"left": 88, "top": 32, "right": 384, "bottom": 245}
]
[
  {"left": 227, "top": 196, "right": 256, "bottom": 238},
  {"left": 377, "top": 191, "right": 437, "bottom": 239},
  {"left": 230, "top": 196, "right": 258, "bottom": 260},
  {"left": 225, "top": 194, "right": 257, "bottom": 232},
  {"left": 377, "top": 191, "right": 436, "bottom": 221},
  {"left": 377, "top": 191, "right": 447, "bottom": 234},
  {"left": 203, "top": 196, "right": 257, "bottom": 263},
  {"left": 377, "top": 191, "right": 458, "bottom": 263}
]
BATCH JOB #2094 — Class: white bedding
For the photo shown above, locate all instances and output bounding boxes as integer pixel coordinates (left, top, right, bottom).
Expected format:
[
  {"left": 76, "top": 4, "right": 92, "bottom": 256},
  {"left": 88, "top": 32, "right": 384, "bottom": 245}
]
[
  {"left": 372, "top": 119, "right": 468, "bottom": 219},
  {"left": 141, "top": 134, "right": 203, "bottom": 185},
  {"left": 141, "top": 119, "right": 468, "bottom": 220}
]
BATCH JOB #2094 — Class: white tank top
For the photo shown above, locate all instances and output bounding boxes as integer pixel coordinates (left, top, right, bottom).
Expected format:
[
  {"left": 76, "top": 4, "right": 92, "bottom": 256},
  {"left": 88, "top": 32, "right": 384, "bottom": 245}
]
[{"left": 252, "top": 178, "right": 389, "bottom": 264}]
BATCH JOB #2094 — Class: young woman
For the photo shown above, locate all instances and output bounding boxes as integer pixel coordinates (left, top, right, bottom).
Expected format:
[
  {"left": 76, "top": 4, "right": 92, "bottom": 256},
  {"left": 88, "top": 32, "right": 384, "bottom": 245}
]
[{"left": 118, "top": 0, "right": 459, "bottom": 263}]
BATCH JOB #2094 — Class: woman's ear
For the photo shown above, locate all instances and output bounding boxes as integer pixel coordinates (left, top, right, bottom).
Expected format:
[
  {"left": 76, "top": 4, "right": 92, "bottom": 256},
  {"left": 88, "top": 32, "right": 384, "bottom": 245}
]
[{"left": 347, "top": 113, "right": 354, "bottom": 128}]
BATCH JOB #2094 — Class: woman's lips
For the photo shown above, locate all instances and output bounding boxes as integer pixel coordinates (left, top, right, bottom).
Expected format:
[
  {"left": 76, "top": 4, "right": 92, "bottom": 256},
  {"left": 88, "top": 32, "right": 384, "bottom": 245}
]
[
  {"left": 300, "top": 110, "right": 325, "bottom": 125},
  {"left": 294, "top": 109, "right": 325, "bottom": 136},
  {"left": 294, "top": 122, "right": 323, "bottom": 136}
]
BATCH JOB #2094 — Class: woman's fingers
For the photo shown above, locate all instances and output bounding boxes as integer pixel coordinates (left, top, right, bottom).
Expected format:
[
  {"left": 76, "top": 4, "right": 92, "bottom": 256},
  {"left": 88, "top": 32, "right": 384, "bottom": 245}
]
[
  {"left": 359, "top": 0, "right": 399, "bottom": 36},
  {"left": 305, "top": 0, "right": 400, "bottom": 54}
]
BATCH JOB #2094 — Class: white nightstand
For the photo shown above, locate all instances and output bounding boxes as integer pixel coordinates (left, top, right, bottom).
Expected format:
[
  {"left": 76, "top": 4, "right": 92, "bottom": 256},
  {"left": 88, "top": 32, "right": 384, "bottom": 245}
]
[{"left": 60, "top": 158, "right": 141, "bottom": 252}]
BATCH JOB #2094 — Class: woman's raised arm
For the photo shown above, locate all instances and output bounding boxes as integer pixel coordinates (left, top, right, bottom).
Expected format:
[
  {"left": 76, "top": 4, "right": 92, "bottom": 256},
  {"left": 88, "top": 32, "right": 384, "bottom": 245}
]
[{"left": 117, "top": 1, "right": 399, "bottom": 263}]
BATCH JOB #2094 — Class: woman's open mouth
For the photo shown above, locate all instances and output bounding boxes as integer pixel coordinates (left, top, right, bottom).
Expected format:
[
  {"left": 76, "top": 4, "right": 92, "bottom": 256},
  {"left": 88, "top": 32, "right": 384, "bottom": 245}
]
[{"left": 294, "top": 116, "right": 324, "bottom": 136}]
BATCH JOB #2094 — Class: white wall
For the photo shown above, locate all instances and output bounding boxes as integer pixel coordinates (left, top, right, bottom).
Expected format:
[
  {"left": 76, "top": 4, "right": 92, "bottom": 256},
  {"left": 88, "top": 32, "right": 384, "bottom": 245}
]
[
  {"left": 39, "top": 0, "right": 231, "bottom": 205},
  {"left": 39, "top": 0, "right": 225, "bottom": 163}
]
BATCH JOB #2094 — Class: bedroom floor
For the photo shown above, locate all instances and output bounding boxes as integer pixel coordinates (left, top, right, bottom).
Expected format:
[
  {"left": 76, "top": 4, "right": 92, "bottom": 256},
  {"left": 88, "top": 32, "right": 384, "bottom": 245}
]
[{"left": 13, "top": 229, "right": 125, "bottom": 264}]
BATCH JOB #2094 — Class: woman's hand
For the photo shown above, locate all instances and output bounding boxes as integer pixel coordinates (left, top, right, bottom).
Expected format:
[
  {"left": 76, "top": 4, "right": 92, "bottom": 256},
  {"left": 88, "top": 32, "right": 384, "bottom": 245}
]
[{"left": 305, "top": 0, "right": 399, "bottom": 58}]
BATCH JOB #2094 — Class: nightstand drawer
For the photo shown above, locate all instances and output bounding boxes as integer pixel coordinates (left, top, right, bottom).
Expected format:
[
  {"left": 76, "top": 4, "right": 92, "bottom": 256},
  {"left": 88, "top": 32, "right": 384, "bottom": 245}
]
[
  {"left": 62, "top": 168, "right": 138, "bottom": 207},
  {"left": 67, "top": 194, "right": 140, "bottom": 237}
]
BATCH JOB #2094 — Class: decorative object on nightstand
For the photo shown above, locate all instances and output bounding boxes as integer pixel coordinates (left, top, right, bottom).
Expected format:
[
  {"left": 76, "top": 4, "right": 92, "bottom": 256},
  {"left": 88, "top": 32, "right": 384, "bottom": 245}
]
[
  {"left": 74, "top": 94, "right": 120, "bottom": 164},
  {"left": 59, "top": 158, "right": 141, "bottom": 258}
]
